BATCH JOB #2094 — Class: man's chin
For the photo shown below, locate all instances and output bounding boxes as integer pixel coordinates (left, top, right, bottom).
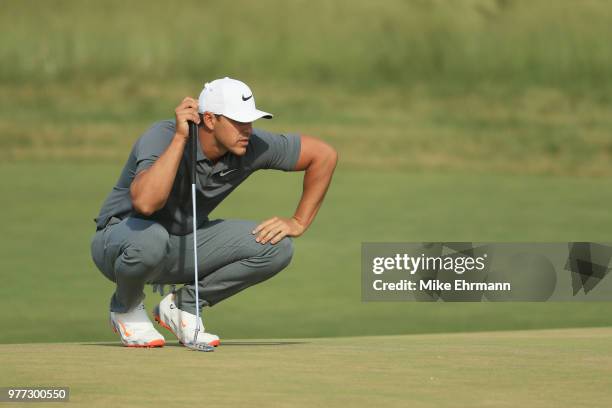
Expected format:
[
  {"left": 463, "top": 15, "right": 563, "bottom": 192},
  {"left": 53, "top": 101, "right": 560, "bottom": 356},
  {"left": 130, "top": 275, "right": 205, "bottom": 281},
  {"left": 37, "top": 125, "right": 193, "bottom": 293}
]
[{"left": 230, "top": 146, "right": 248, "bottom": 156}]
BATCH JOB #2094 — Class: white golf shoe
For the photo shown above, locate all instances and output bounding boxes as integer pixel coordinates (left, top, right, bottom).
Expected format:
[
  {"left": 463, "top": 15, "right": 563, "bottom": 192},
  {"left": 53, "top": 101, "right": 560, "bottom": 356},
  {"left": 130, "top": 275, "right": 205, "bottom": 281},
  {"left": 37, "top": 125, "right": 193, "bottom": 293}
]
[
  {"left": 110, "top": 303, "right": 166, "bottom": 348},
  {"left": 154, "top": 293, "right": 220, "bottom": 347}
]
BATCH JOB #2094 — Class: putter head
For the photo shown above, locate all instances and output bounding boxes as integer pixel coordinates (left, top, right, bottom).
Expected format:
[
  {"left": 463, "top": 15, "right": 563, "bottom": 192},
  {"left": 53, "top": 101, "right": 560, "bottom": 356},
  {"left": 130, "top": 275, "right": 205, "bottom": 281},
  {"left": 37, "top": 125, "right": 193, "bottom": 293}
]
[
  {"left": 183, "top": 328, "right": 214, "bottom": 352},
  {"left": 183, "top": 341, "right": 215, "bottom": 352}
]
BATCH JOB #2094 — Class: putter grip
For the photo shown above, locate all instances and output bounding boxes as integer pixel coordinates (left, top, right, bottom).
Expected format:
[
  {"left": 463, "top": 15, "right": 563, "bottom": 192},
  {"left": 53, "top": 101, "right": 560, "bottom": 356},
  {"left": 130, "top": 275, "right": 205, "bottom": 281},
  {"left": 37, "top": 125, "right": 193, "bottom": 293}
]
[{"left": 188, "top": 120, "right": 197, "bottom": 183}]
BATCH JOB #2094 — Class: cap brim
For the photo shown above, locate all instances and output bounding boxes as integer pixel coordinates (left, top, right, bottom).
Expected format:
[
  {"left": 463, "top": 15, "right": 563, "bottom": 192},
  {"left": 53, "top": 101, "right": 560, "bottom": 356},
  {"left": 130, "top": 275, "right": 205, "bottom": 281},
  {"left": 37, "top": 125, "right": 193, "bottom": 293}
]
[{"left": 225, "top": 109, "right": 273, "bottom": 123}]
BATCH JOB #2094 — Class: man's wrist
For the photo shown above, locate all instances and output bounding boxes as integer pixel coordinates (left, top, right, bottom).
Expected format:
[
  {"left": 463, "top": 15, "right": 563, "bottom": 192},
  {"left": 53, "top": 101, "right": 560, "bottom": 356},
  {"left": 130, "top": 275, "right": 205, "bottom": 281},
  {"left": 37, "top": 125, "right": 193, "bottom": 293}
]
[
  {"left": 173, "top": 132, "right": 189, "bottom": 144},
  {"left": 291, "top": 215, "right": 307, "bottom": 231}
]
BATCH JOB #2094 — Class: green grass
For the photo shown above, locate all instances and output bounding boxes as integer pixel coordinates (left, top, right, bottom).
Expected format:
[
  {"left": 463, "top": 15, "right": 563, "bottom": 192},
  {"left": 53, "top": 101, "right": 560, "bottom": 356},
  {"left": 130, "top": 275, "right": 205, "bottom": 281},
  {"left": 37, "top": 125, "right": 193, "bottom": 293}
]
[
  {"left": 1, "top": 162, "right": 611, "bottom": 344},
  {"left": 2, "top": 0, "right": 612, "bottom": 92},
  {"left": 2, "top": 2, "right": 611, "bottom": 404},
  {"left": 2, "top": 0, "right": 612, "bottom": 345},
  {"left": 3, "top": 81, "right": 612, "bottom": 176},
  {"left": 3, "top": 1, "right": 612, "bottom": 175},
  {"left": 2, "top": 328, "right": 611, "bottom": 407}
]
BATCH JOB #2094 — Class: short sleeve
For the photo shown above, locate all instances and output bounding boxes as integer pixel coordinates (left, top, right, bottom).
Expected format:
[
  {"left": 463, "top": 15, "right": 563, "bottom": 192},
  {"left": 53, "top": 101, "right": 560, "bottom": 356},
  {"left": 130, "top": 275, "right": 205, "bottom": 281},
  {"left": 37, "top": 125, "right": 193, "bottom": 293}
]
[
  {"left": 249, "top": 128, "right": 301, "bottom": 171},
  {"left": 134, "top": 120, "right": 176, "bottom": 175}
]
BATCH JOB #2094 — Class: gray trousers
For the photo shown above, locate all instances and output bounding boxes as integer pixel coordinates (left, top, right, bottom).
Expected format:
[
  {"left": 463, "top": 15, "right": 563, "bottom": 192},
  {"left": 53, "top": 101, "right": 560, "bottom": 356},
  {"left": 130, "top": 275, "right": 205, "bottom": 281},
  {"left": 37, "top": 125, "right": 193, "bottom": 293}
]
[{"left": 90, "top": 217, "right": 294, "bottom": 313}]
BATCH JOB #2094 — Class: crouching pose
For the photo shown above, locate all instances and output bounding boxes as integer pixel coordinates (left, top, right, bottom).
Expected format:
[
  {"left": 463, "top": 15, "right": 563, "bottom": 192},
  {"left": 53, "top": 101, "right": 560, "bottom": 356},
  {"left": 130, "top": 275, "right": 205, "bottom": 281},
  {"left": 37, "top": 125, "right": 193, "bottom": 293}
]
[{"left": 90, "top": 77, "right": 337, "bottom": 347}]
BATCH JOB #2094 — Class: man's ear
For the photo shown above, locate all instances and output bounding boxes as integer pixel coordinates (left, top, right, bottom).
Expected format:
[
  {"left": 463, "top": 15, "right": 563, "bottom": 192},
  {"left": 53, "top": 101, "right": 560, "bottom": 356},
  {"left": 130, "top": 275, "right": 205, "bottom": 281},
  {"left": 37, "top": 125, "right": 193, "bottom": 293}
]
[{"left": 202, "top": 112, "right": 216, "bottom": 130}]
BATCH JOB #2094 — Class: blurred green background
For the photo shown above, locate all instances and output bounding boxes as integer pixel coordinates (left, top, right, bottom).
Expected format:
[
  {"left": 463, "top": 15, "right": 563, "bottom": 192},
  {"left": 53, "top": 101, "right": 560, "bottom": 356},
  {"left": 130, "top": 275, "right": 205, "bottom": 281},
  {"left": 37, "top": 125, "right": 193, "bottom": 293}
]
[{"left": 1, "top": 0, "right": 612, "bottom": 344}]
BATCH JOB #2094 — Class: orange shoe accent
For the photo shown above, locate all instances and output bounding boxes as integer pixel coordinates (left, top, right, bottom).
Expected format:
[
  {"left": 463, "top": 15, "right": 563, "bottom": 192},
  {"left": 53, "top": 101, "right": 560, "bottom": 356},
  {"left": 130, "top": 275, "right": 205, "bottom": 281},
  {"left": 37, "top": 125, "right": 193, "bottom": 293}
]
[
  {"left": 154, "top": 313, "right": 219, "bottom": 347},
  {"left": 112, "top": 322, "right": 165, "bottom": 348},
  {"left": 124, "top": 339, "right": 165, "bottom": 348},
  {"left": 148, "top": 339, "right": 165, "bottom": 347},
  {"left": 181, "top": 320, "right": 188, "bottom": 328},
  {"left": 118, "top": 320, "right": 132, "bottom": 337},
  {"left": 155, "top": 314, "right": 178, "bottom": 337}
]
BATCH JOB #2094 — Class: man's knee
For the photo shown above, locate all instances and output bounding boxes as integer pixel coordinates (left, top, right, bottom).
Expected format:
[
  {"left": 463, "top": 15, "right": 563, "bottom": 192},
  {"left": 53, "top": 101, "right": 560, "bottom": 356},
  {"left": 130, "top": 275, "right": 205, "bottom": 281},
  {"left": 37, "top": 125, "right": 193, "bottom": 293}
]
[
  {"left": 243, "top": 237, "right": 293, "bottom": 284},
  {"left": 266, "top": 237, "right": 294, "bottom": 272},
  {"left": 116, "top": 224, "right": 170, "bottom": 276}
]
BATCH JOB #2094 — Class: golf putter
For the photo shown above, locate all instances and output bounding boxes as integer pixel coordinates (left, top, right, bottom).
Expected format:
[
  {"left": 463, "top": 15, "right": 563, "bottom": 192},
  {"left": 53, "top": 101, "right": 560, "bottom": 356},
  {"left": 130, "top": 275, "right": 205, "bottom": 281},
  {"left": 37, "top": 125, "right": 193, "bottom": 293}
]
[{"left": 184, "top": 120, "right": 214, "bottom": 352}]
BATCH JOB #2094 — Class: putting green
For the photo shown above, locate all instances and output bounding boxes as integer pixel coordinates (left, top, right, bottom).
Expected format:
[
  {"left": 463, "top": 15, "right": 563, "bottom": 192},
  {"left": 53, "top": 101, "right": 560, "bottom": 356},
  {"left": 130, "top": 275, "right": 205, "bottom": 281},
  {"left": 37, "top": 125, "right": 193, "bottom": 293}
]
[{"left": 1, "top": 327, "right": 611, "bottom": 407}]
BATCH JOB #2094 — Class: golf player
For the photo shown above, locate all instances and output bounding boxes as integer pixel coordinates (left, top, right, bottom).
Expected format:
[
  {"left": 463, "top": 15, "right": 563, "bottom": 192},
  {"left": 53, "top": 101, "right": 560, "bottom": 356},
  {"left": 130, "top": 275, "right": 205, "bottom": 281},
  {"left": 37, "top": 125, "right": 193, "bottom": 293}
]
[{"left": 90, "top": 77, "right": 338, "bottom": 348}]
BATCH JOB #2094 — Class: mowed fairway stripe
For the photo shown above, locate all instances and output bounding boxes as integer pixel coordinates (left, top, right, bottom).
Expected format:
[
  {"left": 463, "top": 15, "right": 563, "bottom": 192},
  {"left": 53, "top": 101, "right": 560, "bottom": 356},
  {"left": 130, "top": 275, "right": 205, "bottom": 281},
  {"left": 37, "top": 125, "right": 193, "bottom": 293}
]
[{"left": 1, "top": 327, "right": 611, "bottom": 408}]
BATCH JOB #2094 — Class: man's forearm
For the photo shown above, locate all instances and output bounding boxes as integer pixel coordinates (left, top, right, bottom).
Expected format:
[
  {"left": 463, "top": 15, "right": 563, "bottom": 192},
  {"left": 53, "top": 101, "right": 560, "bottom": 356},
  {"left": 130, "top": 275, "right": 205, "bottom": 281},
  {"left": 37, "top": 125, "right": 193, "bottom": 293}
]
[
  {"left": 251, "top": 137, "right": 337, "bottom": 245},
  {"left": 292, "top": 147, "right": 338, "bottom": 229},
  {"left": 130, "top": 133, "right": 187, "bottom": 216}
]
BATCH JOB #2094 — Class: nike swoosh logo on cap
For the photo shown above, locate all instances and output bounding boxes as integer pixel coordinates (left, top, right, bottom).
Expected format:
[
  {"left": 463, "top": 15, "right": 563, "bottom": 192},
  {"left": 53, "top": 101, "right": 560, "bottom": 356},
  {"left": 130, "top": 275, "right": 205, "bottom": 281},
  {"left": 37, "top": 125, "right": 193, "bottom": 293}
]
[
  {"left": 219, "top": 169, "right": 237, "bottom": 177},
  {"left": 242, "top": 94, "right": 253, "bottom": 101}
]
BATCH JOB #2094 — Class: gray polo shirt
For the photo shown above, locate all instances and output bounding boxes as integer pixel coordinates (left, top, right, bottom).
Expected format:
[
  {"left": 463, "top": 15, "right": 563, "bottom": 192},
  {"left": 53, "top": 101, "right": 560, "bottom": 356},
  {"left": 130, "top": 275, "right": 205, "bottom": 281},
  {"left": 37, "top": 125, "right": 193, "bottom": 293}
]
[{"left": 93, "top": 120, "right": 301, "bottom": 236}]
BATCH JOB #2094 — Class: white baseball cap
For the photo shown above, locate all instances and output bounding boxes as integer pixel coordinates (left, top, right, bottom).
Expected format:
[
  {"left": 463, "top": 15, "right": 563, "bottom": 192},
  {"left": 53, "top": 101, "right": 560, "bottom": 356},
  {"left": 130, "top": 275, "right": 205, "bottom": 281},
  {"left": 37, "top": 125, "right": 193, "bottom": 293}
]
[{"left": 198, "top": 77, "right": 273, "bottom": 123}]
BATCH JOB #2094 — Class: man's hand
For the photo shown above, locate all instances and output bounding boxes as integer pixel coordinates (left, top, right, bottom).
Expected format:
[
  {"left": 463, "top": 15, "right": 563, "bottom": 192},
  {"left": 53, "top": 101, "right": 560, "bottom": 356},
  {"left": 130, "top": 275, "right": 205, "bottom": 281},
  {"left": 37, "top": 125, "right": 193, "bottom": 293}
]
[
  {"left": 175, "top": 97, "right": 200, "bottom": 141},
  {"left": 130, "top": 97, "right": 200, "bottom": 216},
  {"left": 252, "top": 216, "right": 306, "bottom": 245}
]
